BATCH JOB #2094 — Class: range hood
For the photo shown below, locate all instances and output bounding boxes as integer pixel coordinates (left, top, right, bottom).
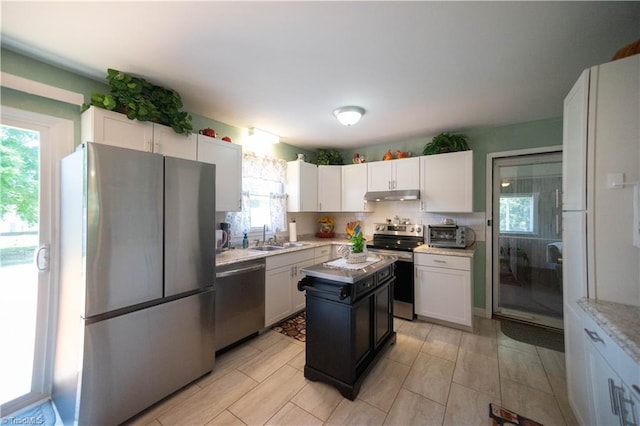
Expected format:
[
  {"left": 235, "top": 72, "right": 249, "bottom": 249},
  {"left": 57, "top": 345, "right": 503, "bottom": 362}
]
[{"left": 364, "top": 189, "right": 420, "bottom": 201}]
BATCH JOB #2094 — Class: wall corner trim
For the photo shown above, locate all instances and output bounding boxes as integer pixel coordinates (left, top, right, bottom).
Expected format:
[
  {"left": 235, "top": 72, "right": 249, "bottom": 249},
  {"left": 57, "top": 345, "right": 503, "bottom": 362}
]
[{"left": 1, "top": 72, "right": 84, "bottom": 106}]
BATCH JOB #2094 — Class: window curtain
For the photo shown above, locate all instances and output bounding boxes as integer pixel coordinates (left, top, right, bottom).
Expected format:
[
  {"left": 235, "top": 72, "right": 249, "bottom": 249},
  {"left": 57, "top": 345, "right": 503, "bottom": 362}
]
[
  {"left": 225, "top": 151, "right": 287, "bottom": 235},
  {"left": 269, "top": 193, "right": 288, "bottom": 233}
]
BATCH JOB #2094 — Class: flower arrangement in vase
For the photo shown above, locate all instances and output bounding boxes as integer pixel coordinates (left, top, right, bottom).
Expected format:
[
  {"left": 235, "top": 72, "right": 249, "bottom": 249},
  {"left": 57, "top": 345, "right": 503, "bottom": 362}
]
[{"left": 346, "top": 221, "right": 367, "bottom": 263}]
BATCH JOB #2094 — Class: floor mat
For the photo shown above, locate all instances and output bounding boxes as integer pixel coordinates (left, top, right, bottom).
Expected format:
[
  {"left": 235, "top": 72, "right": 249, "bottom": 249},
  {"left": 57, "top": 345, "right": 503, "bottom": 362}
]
[
  {"left": 2, "top": 400, "right": 57, "bottom": 426},
  {"left": 272, "top": 311, "right": 306, "bottom": 342},
  {"left": 500, "top": 318, "right": 564, "bottom": 353},
  {"left": 490, "top": 403, "right": 543, "bottom": 425}
]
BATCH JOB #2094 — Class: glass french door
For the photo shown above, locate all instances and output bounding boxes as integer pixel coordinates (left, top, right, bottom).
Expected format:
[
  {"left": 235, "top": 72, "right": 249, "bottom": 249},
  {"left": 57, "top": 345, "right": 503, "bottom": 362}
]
[
  {"left": 492, "top": 151, "right": 564, "bottom": 330},
  {"left": 0, "top": 109, "right": 67, "bottom": 415}
]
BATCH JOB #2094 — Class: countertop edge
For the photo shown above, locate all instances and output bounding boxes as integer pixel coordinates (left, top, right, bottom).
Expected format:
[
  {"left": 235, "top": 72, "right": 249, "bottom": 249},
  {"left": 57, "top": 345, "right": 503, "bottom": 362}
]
[
  {"left": 215, "top": 239, "right": 347, "bottom": 267},
  {"left": 216, "top": 240, "right": 476, "bottom": 266},
  {"left": 413, "top": 245, "right": 475, "bottom": 258},
  {"left": 300, "top": 257, "right": 396, "bottom": 284},
  {"left": 578, "top": 298, "right": 640, "bottom": 364}
]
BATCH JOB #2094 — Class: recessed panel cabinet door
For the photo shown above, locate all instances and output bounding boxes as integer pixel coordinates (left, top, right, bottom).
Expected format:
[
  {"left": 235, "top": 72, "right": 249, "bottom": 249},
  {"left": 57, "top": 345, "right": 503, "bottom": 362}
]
[
  {"left": 197, "top": 135, "right": 242, "bottom": 212},
  {"left": 318, "top": 165, "right": 342, "bottom": 211},
  {"left": 81, "top": 106, "right": 153, "bottom": 152},
  {"left": 342, "top": 163, "right": 368, "bottom": 212},
  {"left": 153, "top": 124, "right": 197, "bottom": 160},
  {"left": 420, "top": 151, "right": 473, "bottom": 212}
]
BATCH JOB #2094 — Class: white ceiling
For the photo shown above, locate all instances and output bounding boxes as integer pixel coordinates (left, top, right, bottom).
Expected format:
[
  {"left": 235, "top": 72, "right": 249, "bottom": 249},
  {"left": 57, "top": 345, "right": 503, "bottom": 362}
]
[{"left": 2, "top": 2, "right": 639, "bottom": 149}]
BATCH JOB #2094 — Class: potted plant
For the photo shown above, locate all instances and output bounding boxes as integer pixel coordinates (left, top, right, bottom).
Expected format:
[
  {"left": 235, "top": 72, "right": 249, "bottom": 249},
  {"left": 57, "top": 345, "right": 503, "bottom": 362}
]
[
  {"left": 346, "top": 221, "right": 367, "bottom": 263},
  {"left": 316, "top": 149, "right": 344, "bottom": 165},
  {"left": 87, "top": 69, "right": 193, "bottom": 135},
  {"left": 422, "top": 132, "right": 469, "bottom": 155}
]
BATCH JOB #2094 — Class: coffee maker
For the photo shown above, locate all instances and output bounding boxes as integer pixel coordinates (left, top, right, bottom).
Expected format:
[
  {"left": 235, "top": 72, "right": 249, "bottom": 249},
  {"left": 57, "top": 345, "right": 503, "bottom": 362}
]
[{"left": 220, "top": 222, "right": 231, "bottom": 250}]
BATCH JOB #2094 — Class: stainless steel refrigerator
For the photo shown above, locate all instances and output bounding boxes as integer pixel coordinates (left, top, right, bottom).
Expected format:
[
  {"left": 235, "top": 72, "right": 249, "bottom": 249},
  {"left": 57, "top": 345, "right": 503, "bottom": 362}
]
[{"left": 53, "top": 142, "right": 216, "bottom": 425}]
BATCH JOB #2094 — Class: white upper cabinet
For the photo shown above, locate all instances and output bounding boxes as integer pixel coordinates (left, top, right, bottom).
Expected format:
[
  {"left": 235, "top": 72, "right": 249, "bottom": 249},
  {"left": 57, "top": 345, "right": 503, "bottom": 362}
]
[
  {"left": 367, "top": 157, "right": 420, "bottom": 191},
  {"left": 317, "top": 165, "right": 341, "bottom": 212},
  {"left": 196, "top": 135, "right": 242, "bottom": 212},
  {"left": 82, "top": 106, "right": 154, "bottom": 151},
  {"left": 81, "top": 106, "right": 197, "bottom": 160},
  {"left": 341, "top": 163, "right": 368, "bottom": 212},
  {"left": 152, "top": 124, "right": 197, "bottom": 161},
  {"left": 287, "top": 161, "right": 318, "bottom": 212},
  {"left": 420, "top": 150, "right": 473, "bottom": 212}
]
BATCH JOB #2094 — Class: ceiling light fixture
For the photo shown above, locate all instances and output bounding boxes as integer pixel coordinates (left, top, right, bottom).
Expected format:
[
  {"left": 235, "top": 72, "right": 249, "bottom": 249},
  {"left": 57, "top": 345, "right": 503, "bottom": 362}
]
[
  {"left": 248, "top": 127, "right": 280, "bottom": 144},
  {"left": 333, "top": 106, "right": 365, "bottom": 126}
]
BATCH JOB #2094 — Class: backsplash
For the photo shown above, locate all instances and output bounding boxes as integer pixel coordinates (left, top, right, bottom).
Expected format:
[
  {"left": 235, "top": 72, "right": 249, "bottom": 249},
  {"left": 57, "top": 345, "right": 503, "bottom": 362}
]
[{"left": 218, "top": 201, "right": 486, "bottom": 248}]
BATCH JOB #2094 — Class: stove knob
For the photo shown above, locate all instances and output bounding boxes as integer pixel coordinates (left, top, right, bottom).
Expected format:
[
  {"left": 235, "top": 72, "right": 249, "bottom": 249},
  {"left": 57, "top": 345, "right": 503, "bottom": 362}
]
[
  {"left": 377, "top": 225, "right": 384, "bottom": 231},
  {"left": 416, "top": 227, "right": 422, "bottom": 233},
  {"left": 409, "top": 226, "right": 414, "bottom": 232}
]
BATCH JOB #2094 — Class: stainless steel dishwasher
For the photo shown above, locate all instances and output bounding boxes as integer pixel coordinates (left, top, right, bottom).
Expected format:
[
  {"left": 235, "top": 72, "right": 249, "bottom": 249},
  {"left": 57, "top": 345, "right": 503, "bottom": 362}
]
[{"left": 215, "top": 258, "right": 266, "bottom": 352}]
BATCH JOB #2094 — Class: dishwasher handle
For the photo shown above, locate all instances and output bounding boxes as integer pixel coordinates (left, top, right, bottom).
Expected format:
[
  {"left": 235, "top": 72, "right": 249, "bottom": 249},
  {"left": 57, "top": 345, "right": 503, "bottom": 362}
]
[{"left": 216, "top": 263, "right": 265, "bottom": 278}]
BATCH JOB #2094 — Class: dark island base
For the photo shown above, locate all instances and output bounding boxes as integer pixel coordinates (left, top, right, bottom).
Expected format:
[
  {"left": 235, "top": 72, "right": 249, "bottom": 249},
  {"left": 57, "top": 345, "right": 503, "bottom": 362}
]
[{"left": 303, "top": 331, "right": 396, "bottom": 400}]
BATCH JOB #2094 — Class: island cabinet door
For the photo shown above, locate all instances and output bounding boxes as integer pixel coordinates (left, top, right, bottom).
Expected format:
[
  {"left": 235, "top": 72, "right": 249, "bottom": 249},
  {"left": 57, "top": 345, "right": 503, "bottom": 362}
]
[
  {"left": 306, "top": 296, "right": 358, "bottom": 383},
  {"left": 373, "top": 281, "right": 392, "bottom": 349},
  {"left": 353, "top": 295, "right": 372, "bottom": 370}
]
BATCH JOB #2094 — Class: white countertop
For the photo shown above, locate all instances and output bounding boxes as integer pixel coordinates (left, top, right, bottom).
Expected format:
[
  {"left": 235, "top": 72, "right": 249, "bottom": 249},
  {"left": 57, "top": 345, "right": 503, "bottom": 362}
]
[
  {"left": 215, "top": 238, "right": 347, "bottom": 267},
  {"left": 578, "top": 298, "right": 640, "bottom": 364},
  {"left": 414, "top": 244, "right": 475, "bottom": 258},
  {"left": 216, "top": 240, "right": 476, "bottom": 267}
]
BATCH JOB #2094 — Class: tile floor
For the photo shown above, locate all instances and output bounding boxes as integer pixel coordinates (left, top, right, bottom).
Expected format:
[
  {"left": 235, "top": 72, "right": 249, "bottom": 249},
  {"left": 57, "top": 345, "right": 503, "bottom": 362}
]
[{"left": 127, "top": 317, "right": 578, "bottom": 426}]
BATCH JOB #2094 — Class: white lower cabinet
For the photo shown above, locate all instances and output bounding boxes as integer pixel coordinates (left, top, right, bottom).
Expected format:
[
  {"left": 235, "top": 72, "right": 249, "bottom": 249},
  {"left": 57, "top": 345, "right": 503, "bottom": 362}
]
[
  {"left": 564, "top": 304, "right": 591, "bottom": 425},
  {"left": 265, "top": 249, "right": 315, "bottom": 326},
  {"left": 414, "top": 253, "right": 472, "bottom": 329},
  {"left": 583, "top": 311, "right": 640, "bottom": 426},
  {"left": 313, "top": 245, "right": 332, "bottom": 263}
]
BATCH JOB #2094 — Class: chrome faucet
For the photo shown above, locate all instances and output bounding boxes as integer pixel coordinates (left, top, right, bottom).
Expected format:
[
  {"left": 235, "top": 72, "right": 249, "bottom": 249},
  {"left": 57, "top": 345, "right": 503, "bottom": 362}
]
[{"left": 263, "top": 224, "right": 267, "bottom": 245}]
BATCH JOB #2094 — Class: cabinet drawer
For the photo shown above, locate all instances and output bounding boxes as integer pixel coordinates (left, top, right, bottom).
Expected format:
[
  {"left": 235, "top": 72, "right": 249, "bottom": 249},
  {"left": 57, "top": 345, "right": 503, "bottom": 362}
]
[
  {"left": 583, "top": 312, "right": 640, "bottom": 387},
  {"left": 314, "top": 246, "right": 331, "bottom": 259},
  {"left": 414, "top": 253, "right": 470, "bottom": 270},
  {"left": 266, "top": 248, "right": 314, "bottom": 270}
]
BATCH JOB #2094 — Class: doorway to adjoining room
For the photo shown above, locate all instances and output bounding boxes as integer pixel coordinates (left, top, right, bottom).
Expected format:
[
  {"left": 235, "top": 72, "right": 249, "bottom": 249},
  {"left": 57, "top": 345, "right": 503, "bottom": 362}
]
[{"left": 490, "top": 150, "right": 564, "bottom": 331}]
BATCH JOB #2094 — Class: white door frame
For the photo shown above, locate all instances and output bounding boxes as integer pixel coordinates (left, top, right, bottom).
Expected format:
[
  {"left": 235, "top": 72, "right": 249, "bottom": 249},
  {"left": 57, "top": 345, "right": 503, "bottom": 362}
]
[
  {"left": 1, "top": 106, "right": 74, "bottom": 414},
  {"left": 484, "top": 145, "right": 563, "bottom": 318}
]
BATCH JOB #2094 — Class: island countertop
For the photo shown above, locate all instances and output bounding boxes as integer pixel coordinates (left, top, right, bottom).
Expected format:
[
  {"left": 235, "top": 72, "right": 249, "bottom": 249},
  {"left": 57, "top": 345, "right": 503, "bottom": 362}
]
[{"left": 300, "top": 256, "right": 396, "bottom": 284}]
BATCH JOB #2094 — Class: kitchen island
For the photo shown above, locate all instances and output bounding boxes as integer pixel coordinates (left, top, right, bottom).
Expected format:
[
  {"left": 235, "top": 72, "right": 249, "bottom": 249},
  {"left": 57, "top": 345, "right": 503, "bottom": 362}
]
[{"left": 298, "top": 256, "right": 396, "bottom": 400}]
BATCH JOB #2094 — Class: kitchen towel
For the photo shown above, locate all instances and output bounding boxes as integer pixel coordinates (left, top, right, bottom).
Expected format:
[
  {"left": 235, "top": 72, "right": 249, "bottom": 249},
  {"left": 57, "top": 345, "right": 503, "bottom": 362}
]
[{"left": 289, "top": 221, "right": 297, "bottom": 242}]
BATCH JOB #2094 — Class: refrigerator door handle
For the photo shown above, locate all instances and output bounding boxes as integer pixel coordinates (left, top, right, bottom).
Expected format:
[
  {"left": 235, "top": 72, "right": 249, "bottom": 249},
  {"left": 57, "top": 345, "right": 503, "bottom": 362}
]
[{"left": 216, "top": 263, "right": 265, "bottom": 278}]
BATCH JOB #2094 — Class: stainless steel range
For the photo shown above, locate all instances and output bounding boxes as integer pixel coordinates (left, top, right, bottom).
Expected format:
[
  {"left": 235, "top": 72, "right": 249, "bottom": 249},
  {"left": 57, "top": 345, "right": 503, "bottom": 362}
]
[{"left": 367, "top": 223, "right": 425, "bottom": 320}]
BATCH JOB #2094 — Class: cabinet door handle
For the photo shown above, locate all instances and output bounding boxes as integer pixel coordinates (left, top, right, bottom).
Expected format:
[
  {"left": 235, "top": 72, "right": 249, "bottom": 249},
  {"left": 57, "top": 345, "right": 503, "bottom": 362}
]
[
  {"left": 584, "top": 328, "right": 605, "bottom": 344},
  {"left": 609, "top": 378, "right": 620, "bottom": 416},
  {"left": 555, "top": 188, "right": 560, "bottom": 209},
  {"left": 433, "top": 259, "right": 447, "bottom": 264}
]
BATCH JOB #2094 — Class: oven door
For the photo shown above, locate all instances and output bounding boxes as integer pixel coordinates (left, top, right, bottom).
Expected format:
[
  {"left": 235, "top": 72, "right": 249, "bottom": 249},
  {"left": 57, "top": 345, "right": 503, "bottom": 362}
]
[{"left": 367, "top": 248, "right": 415, "bottom": 321}]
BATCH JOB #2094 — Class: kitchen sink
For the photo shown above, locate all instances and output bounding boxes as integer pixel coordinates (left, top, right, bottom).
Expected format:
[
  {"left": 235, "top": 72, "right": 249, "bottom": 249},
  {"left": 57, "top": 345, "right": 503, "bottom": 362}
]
[
  {"left": 251, "top": 245, "right": 285, "bottom": 252},
  {"left": 250, "top": 242, "right": 308, "bottom": 251},
  {"left": 283, "top": 242, "right": 307, "bottom": 248}
]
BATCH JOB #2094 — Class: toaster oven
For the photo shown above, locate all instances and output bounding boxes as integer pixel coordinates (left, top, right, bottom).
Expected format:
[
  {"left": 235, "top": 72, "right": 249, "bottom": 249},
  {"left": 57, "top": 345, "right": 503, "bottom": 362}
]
[{"left": 427, "top": 224, "right": 470, "bottom": 248}]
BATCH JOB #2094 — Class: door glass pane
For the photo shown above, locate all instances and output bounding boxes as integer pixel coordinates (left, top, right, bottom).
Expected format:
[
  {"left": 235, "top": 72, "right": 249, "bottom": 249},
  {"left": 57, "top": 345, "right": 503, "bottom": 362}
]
[
  {"left": 0, "top": 124, "right": 40, "bottom": 404},
  {"left": 494, "top": 152, "right": 564, "bottom": 329}
]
